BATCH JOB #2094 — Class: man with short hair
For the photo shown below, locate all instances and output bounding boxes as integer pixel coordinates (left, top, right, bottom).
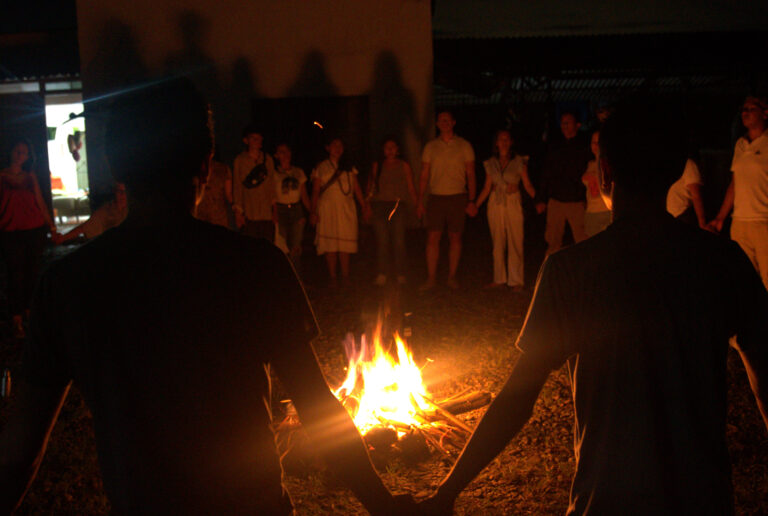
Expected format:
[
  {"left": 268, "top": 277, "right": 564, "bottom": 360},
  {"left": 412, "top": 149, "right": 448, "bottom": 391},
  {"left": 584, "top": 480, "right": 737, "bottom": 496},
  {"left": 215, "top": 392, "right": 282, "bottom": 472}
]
[
  {"left": 417, "top": 110, "right": 476, "bottom": 290},
  {"left": 420, "top": 99, "right": 768, "bottom": 515},
  {"left": 536, "top": 112, "right": 592, "bottom": 255},
  {"left": 232, "top": 125, "right": 277, "bottom": 241},
  {"left": 0, "top": 79, "right": 414, "bottom": 515},
  {"left": 709, "top": 95, "right": 768, "bottom": 290}
]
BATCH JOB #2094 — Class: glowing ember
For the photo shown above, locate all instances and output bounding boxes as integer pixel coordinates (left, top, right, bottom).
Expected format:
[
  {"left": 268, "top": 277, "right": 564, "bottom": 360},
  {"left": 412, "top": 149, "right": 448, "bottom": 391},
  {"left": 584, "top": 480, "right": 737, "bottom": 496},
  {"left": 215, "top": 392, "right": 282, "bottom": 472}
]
[{"left": 333, "top": 330, "right": 431, "bottom": 435}]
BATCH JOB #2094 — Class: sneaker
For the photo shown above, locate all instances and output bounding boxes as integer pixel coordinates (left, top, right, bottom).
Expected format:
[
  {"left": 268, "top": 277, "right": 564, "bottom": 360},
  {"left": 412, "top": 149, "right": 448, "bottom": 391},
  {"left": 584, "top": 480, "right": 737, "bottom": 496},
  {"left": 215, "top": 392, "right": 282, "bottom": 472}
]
[
  {"left": 446, "top": 277, "right": 460, "bottom": 290},
  {"left": 509, "top": 284, "right": 525, "bottom": 292},
  {"left": 483, "top": 282, "right": 505, "bottom": 290},
  {"left": 396, "top": 275, "right": 407, "bottom": 285},
  {"left": 374, "top": 274, "right": 387, "bottom": 286}
]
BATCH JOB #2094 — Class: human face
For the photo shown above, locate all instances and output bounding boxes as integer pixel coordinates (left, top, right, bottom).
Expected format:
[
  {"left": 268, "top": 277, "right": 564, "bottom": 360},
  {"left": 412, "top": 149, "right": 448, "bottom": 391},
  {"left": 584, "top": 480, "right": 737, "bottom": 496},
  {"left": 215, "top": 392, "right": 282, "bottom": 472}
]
[
  {"left": 741, "top": 100, "right": 767, "bottom": 132},
  {"left": 275, "top": 144, "right": 292, "bottom": 168},
  {"left": 243, "top": 133, "right": 263, "bottom": 153},
  {"left": 495, "top": 131, "right": 512, "bottom": 156},
  {"left": 436, "top": 112, "right": 456, "bottom": 137},
  {"left": 560, "top": 113, "right": 580, "bottom": 139},
  {"left": 327, "top": 139, "right": 344, "bottom": 161},
  {"left": 590, "top": 131, "right": 600, "bottom": 159},
  {"left": 383, "top": 140, "right": 398, "bottom": 160},
  {"left": 10, "top": 143, "right": 29, "bottom": 167}
]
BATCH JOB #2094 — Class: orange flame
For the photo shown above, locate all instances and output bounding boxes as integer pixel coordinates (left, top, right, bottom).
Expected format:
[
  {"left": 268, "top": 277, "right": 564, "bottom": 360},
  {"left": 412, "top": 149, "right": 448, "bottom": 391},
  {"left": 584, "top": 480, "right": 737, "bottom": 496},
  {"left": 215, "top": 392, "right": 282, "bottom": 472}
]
[{"left": 334, "top": 330, "right": 430, "bottom": 435}]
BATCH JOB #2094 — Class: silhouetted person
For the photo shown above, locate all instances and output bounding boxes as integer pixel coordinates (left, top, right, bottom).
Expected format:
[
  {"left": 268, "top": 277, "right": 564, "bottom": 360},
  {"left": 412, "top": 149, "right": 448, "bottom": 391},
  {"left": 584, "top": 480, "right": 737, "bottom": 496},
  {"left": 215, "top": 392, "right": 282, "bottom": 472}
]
[
  {"left": 0, "top": 79, "right": 413, "bottom": 515},
  {"left": 535, "top": 112, "right": 591, "bottom": 255},
  {"left": 420, "top": 99, "right": 768, "bottom": 515}
]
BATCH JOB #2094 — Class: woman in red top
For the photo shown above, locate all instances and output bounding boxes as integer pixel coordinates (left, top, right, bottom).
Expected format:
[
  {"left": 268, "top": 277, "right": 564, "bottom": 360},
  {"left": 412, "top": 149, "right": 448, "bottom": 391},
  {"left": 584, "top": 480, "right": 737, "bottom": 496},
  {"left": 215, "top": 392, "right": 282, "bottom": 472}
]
[{"left": 0, "top": 139, "right": 57, "bottom": 338}]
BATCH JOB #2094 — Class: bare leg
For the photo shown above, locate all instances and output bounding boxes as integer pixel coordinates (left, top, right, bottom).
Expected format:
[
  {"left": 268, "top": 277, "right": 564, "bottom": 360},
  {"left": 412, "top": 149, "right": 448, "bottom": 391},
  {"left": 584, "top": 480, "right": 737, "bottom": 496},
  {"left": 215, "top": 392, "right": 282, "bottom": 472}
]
[
  {"left": 423, "top": 230, "right": 442, "bottom": 287},
  {"left": 325, "top": 252, "right": 338, "bottom": 279},
  {"left": 339, "top": 252, "right": 351, "bottom": 278},
  {"left": 447, "top": 231, "right": 462, "bottom": 288}
]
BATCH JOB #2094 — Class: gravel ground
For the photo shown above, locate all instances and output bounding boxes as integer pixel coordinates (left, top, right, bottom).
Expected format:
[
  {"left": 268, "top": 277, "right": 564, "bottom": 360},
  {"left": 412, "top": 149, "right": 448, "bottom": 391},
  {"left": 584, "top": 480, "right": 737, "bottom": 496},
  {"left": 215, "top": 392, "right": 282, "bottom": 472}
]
[{"left": 1, "top": 217, "right": 766, "bottom": 514}]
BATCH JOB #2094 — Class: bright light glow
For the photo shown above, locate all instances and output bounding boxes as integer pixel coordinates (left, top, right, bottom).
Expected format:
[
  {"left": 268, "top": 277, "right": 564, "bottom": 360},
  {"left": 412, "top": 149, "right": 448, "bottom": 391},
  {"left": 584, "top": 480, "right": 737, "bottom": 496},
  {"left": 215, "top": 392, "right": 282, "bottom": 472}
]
[
  {"left": 333, "top": 328, "right": 431, "bottom": 436},
  {"left": 313, "top": 121, "right": 324, "bottom": 129}
]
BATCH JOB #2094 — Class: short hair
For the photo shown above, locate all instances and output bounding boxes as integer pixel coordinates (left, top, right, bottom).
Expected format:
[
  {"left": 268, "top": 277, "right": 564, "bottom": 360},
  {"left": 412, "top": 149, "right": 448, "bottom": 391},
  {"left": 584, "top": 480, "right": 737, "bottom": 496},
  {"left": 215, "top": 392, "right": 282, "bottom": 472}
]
[
  {"left": 106, "top": 77, "right": 210, "bottom": 193},
  {"left": 560, "top": 110, "right": 580, "bottom": 123},
  {"left": 241, "top": 123, "right": 263, "bottom": 140},
  {"left": 599, "top": 97, "right": 686, "bottom": 196},
  {"left": 436, "top": 109, "right": 455, "bottom": 121}
]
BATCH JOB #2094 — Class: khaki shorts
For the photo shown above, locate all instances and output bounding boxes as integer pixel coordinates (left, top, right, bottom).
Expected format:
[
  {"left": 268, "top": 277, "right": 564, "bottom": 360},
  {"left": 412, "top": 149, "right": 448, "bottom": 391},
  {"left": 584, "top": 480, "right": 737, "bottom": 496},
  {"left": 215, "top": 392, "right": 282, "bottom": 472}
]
[{"left": 425, "top": 193, "right": 467, "bottom": 233}]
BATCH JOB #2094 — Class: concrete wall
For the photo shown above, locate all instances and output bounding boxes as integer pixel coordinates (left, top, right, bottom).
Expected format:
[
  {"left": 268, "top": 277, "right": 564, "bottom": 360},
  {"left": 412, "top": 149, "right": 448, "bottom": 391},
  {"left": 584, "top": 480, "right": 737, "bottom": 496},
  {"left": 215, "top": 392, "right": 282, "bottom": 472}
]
[{"left": 76, "top": 0, "right": 433, "bottom": 193}]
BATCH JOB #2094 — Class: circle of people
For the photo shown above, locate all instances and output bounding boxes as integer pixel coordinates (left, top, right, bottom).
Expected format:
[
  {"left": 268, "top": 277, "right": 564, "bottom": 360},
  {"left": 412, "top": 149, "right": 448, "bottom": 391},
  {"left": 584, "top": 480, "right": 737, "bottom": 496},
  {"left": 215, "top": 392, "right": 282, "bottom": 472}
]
[
  {"left": 2, "top": 95, "right": 766, "bottom": 340},
  {"left": 190, "top": 96, "right": 768, "bottom": 296}
]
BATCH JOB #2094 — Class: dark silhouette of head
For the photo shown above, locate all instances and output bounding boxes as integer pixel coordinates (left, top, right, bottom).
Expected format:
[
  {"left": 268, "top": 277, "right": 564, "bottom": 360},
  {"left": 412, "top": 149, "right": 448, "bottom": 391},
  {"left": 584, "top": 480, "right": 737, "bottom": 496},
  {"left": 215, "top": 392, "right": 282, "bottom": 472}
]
[
  {"left": 105, "top": 77, "right": 210, "bottom": 204},
  {"left": 599, "top": 97, "right": 686, "bottom": 198}
]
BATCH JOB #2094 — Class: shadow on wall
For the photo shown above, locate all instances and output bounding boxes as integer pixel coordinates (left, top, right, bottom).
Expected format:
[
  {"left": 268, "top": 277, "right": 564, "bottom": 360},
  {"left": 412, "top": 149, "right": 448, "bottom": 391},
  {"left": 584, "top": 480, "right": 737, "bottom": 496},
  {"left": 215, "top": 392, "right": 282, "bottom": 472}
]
[
  {"left": 164, "top": 10, "right": 260, "bottom": 164},
  {"left": 368, "top": 50, "right": 424, "bottom": 162},
  {"left": 287, "top": 50, "right": 340, "bottom": 99}
]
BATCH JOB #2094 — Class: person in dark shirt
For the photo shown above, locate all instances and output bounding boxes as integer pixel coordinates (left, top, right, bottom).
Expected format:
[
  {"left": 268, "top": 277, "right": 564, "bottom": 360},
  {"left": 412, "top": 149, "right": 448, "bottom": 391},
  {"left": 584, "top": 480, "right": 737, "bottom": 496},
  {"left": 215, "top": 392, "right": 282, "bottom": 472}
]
[
  {"left": 0, "top": 79, "right": 413, "bottom": 515},
  {"left": 419, "top": 98, "right": 768, "bottom": 515},
  {"left": 536, "top": 112, "right": 593, "bottom": 255}
]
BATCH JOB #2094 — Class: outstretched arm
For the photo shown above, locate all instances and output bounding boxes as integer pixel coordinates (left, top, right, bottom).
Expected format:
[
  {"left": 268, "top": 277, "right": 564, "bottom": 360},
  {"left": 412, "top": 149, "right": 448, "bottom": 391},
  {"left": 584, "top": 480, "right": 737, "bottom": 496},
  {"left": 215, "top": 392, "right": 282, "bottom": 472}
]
[
  {"left": 520, "top": 161, "right": 536, "bottom": 199},
  {"left": 417, "top": 162, "right": 431, "bottom": 218},
  {"left": 474, "top": 174, "right": 493, "bottom": 209},
  {"left": 421, "top": 350, "right": 553, "bottom": 513},
  {"left": 0, "top": 379, "right": 71, "bottom": 514},
  {"left": 271, "top": 343, "right": 409, "bottom": 515},
  {"left": 708, "top": 176, "right": 734, "bottom": 233},
  {"left": 686, "top": 183, "right": 708, "bottom": 230},
  {"left": 736, "top": 343, "right": 768, "bottom": 430}
]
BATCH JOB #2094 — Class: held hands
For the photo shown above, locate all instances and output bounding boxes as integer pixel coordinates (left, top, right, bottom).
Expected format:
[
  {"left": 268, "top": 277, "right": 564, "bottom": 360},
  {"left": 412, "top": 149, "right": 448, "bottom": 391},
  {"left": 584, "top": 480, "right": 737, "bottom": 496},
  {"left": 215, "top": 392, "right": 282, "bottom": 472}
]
[
  {"left": 465, "top": 202, "right": 478, "bottom": 217},
  {"left": 705, "top": 218, "right": 724, "bottom": 234},
  {"left": 309, "top": 212, "right": 319, "bottom": 226},
  {"left": 416, "top": 202, "right": 426, "bottom": 219},
  {"left": 535, "top": 202, "right": 547, "bottom": 215},
  {"left": 234, "top": 211, "right": 246, "bottom": 229}
]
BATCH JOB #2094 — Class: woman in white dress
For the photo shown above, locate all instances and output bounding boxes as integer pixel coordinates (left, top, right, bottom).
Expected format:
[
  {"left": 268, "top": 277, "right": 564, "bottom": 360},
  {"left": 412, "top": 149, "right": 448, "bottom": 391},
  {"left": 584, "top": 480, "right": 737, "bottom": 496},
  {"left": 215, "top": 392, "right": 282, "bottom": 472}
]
[
  {"left": 475, "top": 130, "right": 535, "bottom": 290},
  {"left": 310, "top": 138, "right": 370, "bottom": 286}
]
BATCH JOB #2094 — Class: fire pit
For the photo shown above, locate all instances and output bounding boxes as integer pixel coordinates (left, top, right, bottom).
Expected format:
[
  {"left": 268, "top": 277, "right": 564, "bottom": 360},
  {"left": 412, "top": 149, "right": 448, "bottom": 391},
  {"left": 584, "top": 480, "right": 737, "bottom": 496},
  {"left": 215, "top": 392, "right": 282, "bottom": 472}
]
[{"left": 276, "top": 324, "right": 491, "bottom": 470}]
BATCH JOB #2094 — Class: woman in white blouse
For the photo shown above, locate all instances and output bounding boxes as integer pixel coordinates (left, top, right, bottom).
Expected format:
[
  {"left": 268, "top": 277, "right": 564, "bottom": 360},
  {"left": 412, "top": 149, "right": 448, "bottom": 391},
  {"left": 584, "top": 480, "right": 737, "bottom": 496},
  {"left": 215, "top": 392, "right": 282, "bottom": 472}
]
[{"left": 475, "top": 130, "right": 535, "bottom": 290}]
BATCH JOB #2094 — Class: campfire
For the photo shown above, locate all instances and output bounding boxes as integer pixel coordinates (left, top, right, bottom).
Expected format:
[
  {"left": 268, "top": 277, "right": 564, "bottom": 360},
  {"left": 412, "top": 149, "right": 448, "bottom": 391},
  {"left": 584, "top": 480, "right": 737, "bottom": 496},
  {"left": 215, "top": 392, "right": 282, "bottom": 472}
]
[{"left": 276, "top": 322, "right": 491, "bottom": 470}]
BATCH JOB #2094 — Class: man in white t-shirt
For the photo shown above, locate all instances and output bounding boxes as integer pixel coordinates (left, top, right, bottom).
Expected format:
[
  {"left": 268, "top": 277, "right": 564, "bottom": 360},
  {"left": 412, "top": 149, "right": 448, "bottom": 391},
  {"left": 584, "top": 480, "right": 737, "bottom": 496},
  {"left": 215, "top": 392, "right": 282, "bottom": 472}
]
[
  {"left": 416, "top": 111, "right": 476, "bottom": 290},
  {"left": 709, "top": 96, "right": 768, "bottom": 289},
  {"left": 666, "top": 158, "right": 707, "bottom": 228}
]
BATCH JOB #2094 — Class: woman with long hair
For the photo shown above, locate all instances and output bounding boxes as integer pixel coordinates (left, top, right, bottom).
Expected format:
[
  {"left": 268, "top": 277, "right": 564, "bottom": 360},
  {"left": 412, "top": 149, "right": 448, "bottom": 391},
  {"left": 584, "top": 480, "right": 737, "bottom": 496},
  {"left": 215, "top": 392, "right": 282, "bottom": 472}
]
[
  {"left": 475, "top": 130, "right": 535, "bottom": 290},
  {"left": 0, "top": 139, "right": 58, "bottom": 337},
  {"left": 310, "top": 137, "right": 370, "bottom": 286},
  {"left": 367, "top": 137, "right": 418, "bottom": 286}
]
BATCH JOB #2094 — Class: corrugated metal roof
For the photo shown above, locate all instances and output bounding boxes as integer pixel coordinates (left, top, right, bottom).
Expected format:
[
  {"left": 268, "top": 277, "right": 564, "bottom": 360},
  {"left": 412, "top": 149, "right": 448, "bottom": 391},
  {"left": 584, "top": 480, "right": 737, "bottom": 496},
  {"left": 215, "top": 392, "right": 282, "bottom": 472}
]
[{"left": 435, "top": 72, "right": 741, "bottom": 106}]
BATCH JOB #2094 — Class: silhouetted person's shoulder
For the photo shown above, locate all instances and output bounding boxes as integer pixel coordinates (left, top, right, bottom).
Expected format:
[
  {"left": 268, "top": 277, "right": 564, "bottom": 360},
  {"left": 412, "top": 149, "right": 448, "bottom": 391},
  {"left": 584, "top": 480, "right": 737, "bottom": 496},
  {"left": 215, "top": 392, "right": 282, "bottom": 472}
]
[{"left": 25, "top": 215, "right": 316, "bottom": 514}]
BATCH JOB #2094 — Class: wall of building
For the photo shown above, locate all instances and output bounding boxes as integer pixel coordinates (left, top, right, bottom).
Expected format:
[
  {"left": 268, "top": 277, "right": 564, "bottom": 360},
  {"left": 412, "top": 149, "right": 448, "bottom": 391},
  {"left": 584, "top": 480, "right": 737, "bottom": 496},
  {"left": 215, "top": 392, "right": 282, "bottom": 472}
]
[{"left": 76, "top": 0, "right": 433, "bottom": 193}]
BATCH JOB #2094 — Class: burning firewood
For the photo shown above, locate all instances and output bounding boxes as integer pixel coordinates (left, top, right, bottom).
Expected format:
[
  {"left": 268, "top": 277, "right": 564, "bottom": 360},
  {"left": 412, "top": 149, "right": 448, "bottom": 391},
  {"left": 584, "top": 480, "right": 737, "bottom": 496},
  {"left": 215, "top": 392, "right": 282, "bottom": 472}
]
[
  {"left": 274, "top": 324, "right": 494, "bottom": 471},
  {"left": 435, "top": 391, "right": 492, "bottom": 416}
]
